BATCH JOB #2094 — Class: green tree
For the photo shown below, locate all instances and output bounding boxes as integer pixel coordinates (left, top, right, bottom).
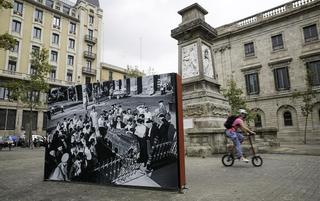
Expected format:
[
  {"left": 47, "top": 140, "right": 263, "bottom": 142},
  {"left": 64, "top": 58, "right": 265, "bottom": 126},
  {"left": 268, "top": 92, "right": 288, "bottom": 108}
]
[
  {"left": 0, "top": 0, "right": 13, "bottom": 9},
  {"left": 125, "top": 65, "right": 145, "bottom": 78},
  {"left": 6, "top": 48, "right": 51, "bottom": 147},
  {"left": 292, "top": 70, "right": 317, "bottom": 144},
  {"left": 0, "top": 1, "right": 16, "bottom": 50},
  {"left": 222, "top": 78, "right": 255, "bottom": 122}
]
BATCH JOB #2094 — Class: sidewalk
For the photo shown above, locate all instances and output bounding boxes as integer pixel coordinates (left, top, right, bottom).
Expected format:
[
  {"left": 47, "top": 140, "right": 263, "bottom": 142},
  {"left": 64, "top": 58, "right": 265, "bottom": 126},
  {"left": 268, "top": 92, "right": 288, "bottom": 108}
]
[{"left": 264, "top": 144, "right": 320, "bottom": 156}]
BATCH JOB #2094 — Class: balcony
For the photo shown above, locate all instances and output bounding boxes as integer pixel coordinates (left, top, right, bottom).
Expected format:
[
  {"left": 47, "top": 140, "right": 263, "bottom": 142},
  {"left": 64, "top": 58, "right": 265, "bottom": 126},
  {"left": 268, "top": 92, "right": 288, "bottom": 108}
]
[
  {"left": 84, "top": 35, "right": 97, "bottom": 44},
  {"left": 82, "top": 67, "right": 96, "bottom": 75},
  {"left": 84, "top": 51, "right": 96, "bottom": 60},
  {"left": 13, "top": 10, "right": 23, "bottom": 17}
]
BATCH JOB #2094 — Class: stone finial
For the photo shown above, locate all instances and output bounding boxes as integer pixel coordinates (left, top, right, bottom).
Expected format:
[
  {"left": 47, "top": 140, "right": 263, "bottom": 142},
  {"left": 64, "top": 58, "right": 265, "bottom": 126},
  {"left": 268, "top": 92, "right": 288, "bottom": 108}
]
[{"left": 178, "top": 3, "right": 208, "bottom": 25}]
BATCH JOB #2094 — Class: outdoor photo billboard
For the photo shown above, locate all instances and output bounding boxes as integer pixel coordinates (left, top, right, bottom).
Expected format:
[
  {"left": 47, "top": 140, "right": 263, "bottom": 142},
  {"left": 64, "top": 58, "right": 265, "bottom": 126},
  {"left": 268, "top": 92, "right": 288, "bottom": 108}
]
[{"left": 44, "top": 73, "right": 185, "bottom": 190}]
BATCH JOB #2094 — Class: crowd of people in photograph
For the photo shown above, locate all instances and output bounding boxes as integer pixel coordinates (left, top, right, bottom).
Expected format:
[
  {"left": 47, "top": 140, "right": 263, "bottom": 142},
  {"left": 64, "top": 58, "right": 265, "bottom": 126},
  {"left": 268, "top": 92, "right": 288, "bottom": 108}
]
[{"left": 45, "top": 100, "right": 177, "bottom": 182}]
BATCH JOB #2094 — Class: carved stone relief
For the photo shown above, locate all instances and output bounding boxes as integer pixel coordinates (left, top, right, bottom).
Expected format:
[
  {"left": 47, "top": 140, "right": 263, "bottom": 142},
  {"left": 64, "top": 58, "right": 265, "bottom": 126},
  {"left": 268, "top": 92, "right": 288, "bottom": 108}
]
[
  {"left": 182, "top": 43, "right": 199, "bottom": 79},
  {"left": 201, "top": 44, "right": 214, "bottom": 78}
]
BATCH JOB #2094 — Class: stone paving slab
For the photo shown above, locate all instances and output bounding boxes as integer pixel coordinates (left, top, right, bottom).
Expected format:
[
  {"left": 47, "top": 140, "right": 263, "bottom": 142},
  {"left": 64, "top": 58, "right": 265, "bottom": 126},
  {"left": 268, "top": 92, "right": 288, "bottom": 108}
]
[{"left": 0, "top": 148, "right": 320, "bottom": 201}]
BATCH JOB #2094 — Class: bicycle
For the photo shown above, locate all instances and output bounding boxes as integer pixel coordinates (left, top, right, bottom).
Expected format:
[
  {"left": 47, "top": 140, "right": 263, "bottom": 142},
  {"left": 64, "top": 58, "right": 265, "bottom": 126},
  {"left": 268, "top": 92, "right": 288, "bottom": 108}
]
[{"left": 222, "top": 133, "right": 263, "bottom": 167}]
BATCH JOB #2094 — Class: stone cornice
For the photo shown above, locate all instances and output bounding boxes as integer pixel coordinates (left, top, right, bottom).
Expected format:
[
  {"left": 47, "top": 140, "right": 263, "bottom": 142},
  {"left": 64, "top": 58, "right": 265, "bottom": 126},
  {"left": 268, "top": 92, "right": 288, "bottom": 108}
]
[
  {"left": 268, "top": 57, "right": 293, "bottom": 66},
  {"left": 171, "top": 18, "right": 217, "bottom": 41},
  {"left": 24, "top": 0, "right": 79, "bottom": 22}
]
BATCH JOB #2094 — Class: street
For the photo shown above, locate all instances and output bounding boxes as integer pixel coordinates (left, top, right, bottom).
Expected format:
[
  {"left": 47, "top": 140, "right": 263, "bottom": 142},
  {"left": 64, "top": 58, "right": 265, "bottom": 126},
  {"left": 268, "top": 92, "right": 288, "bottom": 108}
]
[{"left": 0, "top": 148, "right": 319, "bottom": 201}]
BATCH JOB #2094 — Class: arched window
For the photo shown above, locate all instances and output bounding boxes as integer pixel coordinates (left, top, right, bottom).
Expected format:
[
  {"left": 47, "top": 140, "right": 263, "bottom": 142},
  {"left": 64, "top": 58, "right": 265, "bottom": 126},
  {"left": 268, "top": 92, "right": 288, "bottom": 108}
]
[
  {"left": 254, "top": 114, "right": 262, "bottom": 127},
  {"left": 283, "top": 111, "right": 293, "bottom": 126}
]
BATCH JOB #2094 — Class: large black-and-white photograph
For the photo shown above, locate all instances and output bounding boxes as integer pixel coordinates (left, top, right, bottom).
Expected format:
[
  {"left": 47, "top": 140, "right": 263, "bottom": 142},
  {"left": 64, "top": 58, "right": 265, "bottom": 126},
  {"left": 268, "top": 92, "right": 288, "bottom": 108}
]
[{"left": 44, "top": 73, "right": 180, "bottom": 189}]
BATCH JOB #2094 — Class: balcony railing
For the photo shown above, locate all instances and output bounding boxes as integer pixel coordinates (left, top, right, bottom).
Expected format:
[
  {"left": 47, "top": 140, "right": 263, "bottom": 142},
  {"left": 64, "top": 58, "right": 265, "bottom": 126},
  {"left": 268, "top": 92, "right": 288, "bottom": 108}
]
[
  {"left": 217, "top": 0, "right": 319, "bottom": 34},
  {"left": 84, "top": 51, "right": 96, "bottom": 60},
  {"left": 82, "top": 67, "right": 96, "bottom": 75},
  {"left": 85, "top": 35, "right": 97, "bottom": 44},
  {"left": 0, "top": 69, "right": 74, "bottom": 86}
]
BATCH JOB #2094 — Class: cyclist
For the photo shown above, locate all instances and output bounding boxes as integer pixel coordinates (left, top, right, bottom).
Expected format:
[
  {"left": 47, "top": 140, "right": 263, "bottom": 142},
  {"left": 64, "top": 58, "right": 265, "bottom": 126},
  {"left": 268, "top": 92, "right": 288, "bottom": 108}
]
[{"left": 225, "top": 109, "right": 256, "bottom": 162}]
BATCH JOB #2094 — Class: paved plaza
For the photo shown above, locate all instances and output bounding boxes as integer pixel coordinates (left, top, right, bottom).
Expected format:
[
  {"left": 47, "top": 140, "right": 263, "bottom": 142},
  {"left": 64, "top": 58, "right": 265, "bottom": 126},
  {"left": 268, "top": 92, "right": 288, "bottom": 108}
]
[{"left": 0, "top": 148, "right": 319, "bottom": 201}]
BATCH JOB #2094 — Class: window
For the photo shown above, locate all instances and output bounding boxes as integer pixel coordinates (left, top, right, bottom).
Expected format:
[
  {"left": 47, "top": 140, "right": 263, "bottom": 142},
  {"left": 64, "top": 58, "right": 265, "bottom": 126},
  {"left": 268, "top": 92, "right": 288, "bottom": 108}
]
[
  {"left": 22, "top": 111, "right": 38, "bottom": 130},
  {"left": 51, "top": 51, "right": 58, "bottom": 62},
  {"left": 67, "top": 72, "right": 73, "bottom": 82},
  {"left": 63, "top": 6, "right": 70, "bottom": 14},
  {"left": 53, "top": 16, "right": 60, "bottom": 28},
  {"left": 69, "top": 22, "right": 76, "bottom": 34},
  {"left": 85, "top": 77, "right": 91, "bottom": 84},
  {"left": 52, "top": 33, "right": 59, "bottom": 45},
  {"left": 254, "top": 114, "right": 262, "bottom": 128},
  {"left": 67, "top": 55, "right": 74, "bottom": 66},
  {"left": 0, "top": 109, "right": 16, "bottom": 130},
  {"left": 271, "top": 34, "right": 284, "bottom": 50},
  {"left": 8, "top": 60, "right": 17, "bottom": 72},
  {"left": 283, "top": 111, "right": 293, "bottom": 126},
  {"left": 88, "top": 29, "right": 93, "bottom": 38},
  {"left": 33, "top": 27, "right": 41, "bottom": 39},
  {"left": 10, "top": 41, "right": 19, "bottom": 53},
  {"left": 43, "top": 112, "right": 48, "bottom": 130},
  {"left": 0, "top": 86, "right": 10, "bottom": 100},
  {"left": 34, "top": 9, "right": 43, "bottom": 23},
  {"left": 244, "top": 42, "right": 255, "bottom": 57},
  {"left": 274, "top": 67, "right": 290, "bottom": 91},
  {"left": 68, "top": 38, "right": 75, "bottom": 49},
  {"left": 87, "top": 60, "right": 92, "bottom": 68},
  {"left": 30, "top": 65, "right": 36, "bottom": 75},
  {"left": 89, "top": 15, "right": 94, "bottom": 24},
  {"left": 245, "top": 73, "right": 259, "bottom": 95},
  {"left": 50, "top": 69, "right": 56, "bottom": 80},
  {"left": 303, "top": 24, "right": 318, "bottom": 42},
  {"left": 307, "top": 61, "right": 320, "bottom": 86},
  {"left": 46, "top": 0, "right": 54, "bottom": 8},
  {"left": 12, "top": 20, "right": 21, "bottom": 33},
  {"left": 32, "top": 45, "right": 40, "bottom": 54},
  {"left": 88, "top": 45, "right": 93, "bottom": 52},
  {"left": 109, "top": 71, "right": 113, "bottom": 81},
  {"left": 13, "top": 1, "right": 23, "bottom": 16}
]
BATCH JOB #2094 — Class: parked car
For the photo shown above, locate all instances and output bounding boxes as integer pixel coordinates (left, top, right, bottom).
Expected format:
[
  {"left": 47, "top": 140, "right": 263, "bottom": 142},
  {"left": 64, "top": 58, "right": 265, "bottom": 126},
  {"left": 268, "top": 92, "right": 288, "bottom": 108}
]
[
  {"left": 32, "top": 135, "right": 46, "bottom": 147},
  {"left": 0, "top": 136, "right": 15, "bottom": 150},
  {"left": 50, "top": 105, "right": 64, "bottom": 116}
]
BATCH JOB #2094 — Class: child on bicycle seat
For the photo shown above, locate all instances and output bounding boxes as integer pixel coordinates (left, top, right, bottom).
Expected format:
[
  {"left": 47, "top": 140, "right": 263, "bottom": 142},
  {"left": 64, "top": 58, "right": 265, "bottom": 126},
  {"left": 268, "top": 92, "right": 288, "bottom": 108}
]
[{"left": 225, "top": 109, "right": 256, "bottom": 162}]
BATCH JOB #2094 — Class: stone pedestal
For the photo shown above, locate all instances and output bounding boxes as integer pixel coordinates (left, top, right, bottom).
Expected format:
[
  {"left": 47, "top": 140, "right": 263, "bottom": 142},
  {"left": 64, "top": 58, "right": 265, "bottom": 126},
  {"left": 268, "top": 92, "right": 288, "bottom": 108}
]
[{"left": 171, "top": 3, "right": 230, "bottom": 157}]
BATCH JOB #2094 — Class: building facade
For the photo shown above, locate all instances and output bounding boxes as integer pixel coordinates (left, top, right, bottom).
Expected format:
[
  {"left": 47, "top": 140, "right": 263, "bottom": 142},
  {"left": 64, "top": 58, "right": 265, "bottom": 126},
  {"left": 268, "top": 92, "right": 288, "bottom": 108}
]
[
  {"left": 0, "top": 0, "right": 103, "bottom": 136},
  {"left": 100, "top": 62, "right": 127, "bottom": 82},
  {"left": 211, "top": 0, "right": 320, "bottom": 143}
]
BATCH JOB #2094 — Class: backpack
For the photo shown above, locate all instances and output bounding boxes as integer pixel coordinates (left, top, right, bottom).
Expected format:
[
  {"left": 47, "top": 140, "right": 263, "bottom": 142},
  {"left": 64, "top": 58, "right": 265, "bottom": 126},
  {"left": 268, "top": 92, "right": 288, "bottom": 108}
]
[{"left": 224, "top": 115, "right": 238, "bottom": 129}]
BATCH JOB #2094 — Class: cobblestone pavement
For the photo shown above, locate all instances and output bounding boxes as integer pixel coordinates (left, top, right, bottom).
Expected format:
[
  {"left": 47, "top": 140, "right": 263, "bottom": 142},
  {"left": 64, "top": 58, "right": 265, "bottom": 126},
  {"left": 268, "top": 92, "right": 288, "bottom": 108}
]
[{"left": 0, "top": 148, "right": 319, "bottom": 201}]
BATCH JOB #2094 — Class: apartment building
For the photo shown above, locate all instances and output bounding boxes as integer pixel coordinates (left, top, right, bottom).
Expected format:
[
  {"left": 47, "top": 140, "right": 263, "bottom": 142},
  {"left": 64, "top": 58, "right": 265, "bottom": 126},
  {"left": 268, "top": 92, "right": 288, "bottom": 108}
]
[{"left": 0, "top": 0, "right": 103, "bottom": 136}]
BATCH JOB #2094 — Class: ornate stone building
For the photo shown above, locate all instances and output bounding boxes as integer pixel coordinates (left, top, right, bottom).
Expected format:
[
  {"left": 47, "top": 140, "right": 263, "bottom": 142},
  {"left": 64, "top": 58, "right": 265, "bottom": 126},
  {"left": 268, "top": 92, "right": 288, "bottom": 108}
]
[
  {"left": 174, "top": 0, "right": 320, "bottom": 144},
  {"left": 212, "top": 0, "right": 320, "bottom": 144},
  {"left": 0, "top": 0, "right": 103, "bottom": 136}
]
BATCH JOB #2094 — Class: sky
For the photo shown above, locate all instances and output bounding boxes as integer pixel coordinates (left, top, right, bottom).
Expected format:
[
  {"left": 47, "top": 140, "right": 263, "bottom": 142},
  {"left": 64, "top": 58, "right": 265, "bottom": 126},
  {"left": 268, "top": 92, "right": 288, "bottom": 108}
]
[{"left": 82, "top": 0, "right": 291, "bottom": 74}]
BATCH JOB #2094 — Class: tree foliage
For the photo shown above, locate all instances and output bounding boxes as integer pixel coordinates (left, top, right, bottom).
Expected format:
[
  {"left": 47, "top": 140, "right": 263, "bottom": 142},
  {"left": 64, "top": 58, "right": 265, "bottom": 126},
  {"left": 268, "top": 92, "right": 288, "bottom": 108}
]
[
  {"left": 0, "top": 0, "right": 13, "bottom": 9},
  {"left": 222, "top": 78, "right": 255, "bottom": 122},
  {"left": 5, "top": 48, "right": 50, "bottom": 146},
  {"left": 6, "top": 48, "right": 51, "bottom": 107},
  {"left": 292, "top": 70, "right": 317, "bottom": 144},
  {"left": 0, "top": 32, "right": 17, "bottom": 50},
  {"left": 125, "top": 65, "right": 145, "bottom": 78},
  {"left": 0, "top": 1, "right": 16, "bottom": 50}
]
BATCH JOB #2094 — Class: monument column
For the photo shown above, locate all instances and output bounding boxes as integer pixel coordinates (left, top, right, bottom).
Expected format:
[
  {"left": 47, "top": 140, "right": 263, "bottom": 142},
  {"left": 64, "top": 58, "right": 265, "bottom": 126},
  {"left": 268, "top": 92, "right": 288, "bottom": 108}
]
[{"left": 171, "top": 3, "right": 230, "bottom": 156}]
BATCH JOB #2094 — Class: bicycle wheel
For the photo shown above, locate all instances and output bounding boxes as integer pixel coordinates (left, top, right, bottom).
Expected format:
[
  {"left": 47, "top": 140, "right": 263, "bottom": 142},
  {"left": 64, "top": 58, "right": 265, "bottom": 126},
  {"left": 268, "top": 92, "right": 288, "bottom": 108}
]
[
  {"left": 252, "top": 156, "right": 263, "bottom": 167},
  {"left": 222, "top": 154, "right": 234, "bottom": 167}
]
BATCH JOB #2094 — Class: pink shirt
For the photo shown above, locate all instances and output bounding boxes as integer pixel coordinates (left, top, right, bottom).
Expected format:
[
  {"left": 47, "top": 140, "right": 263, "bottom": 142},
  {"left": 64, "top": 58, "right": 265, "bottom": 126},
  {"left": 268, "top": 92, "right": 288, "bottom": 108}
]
[{"left": 230, "top": 117, "right": 243, "bottom": 131}]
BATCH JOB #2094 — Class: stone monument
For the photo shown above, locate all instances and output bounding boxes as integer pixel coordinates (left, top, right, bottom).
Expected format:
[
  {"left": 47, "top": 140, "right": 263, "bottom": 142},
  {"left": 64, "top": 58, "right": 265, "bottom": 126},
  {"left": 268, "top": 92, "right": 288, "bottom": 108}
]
[{"left": 171, "top": 3, "right": 230, "bottom": 157}]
